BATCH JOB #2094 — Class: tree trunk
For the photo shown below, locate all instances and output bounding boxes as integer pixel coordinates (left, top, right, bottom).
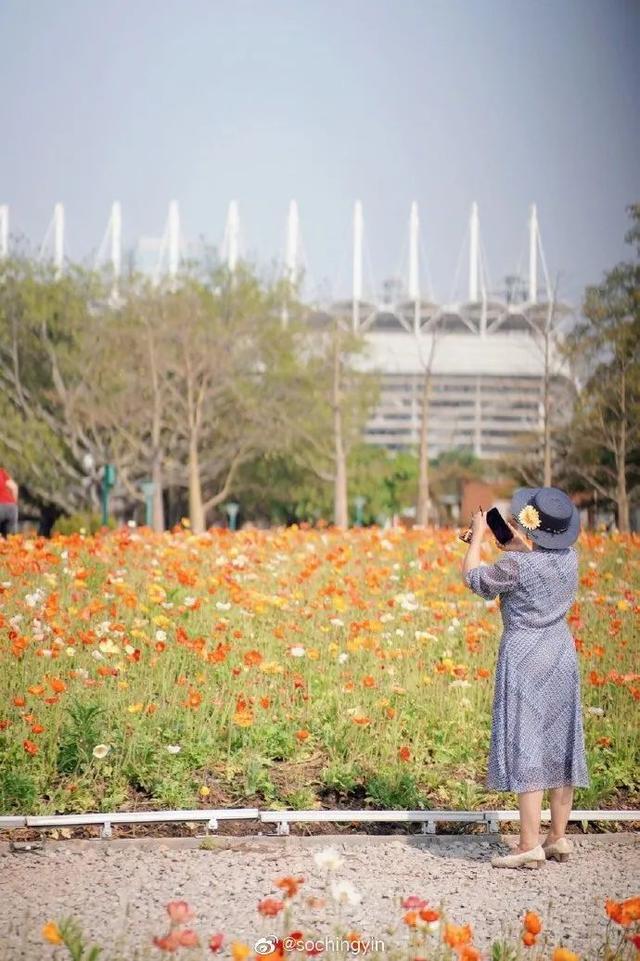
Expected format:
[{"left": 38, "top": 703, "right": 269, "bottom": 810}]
[
  {"left": 332, "top": 323, "right": 348, "bottom": 527},
  {"left": 188, "top": 437, "right": 206, "bottom": 533},
  {"left": 148, "top": 322, "right": 165, "bottom": 531},
  {"left": 416, "top": 367, "right": 432, "bottom": 526},
  {"left": 617, "top": 366, "right": 630, "bottom": 533},
  {"left": 38, "top": 503, "right": 62, "bottom": 537},
  {"left": 151, "top": 450, "right": 165, "bottom": 532}
]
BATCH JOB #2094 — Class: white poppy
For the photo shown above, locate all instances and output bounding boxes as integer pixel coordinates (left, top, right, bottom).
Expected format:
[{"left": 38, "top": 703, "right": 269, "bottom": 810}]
[
  {"left": 314, "top": 846, "right": 345, "bottom": 871},
  {"left": 92, "top": 744, "right": 111, "bottom": 759},
  {"left": 329, "top": 879, "right": 361, "bottom": 906}
]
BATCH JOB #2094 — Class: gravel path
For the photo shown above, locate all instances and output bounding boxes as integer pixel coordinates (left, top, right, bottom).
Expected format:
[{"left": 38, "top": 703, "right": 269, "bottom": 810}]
[{"left": 2, "top": 834, "right": 638, "bottom": 959}]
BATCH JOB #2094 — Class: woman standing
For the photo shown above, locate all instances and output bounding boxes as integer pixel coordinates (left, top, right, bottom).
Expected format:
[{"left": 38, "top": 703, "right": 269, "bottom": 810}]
[{"left": 462, "top": 486, "right": 589, "bottom": 869}]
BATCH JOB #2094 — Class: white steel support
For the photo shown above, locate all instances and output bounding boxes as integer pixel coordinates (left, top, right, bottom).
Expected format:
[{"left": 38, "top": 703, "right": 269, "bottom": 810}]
[
  {"left": 408, "top": 201, "right": 420, "bottom": 301},
  {"left": 111, "top": 201, "right": 122, "bottom": 290},
  {"left": 0, "top": 205, "right": 8, "bottom": 259},
  {"left": 224, "top": 200, "right": 240, "bottom": 272},
  {"left": 167, "top": 200, "right": 180, "bottom": 283},
  {"left": 352, "top": 200, "right": 363, "bottom": 331},
  {"left": 285, "top": 199, "right": 299, "bottom": 286},
  {"left": 53, "top": 202, "right": 64, "bottom": 277},
  {"left": 529, "top": 203, "right": 538, "bottom": 304},
  {"left": 409, "top": 201, "right": 420, "bottom": 330},
  {"left": 282, "top": 199, "right": 300, "bottom": 328},
  {"left": 468, "top": 201, "right": 479, "bottom": 303}
]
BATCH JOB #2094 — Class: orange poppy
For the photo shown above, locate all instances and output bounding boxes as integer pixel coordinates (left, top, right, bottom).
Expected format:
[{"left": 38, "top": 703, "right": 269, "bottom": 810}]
[
  {"left": 275, "top": 875, "right": 304, "bottom": 898},
  {"left": 444, "top": 923, "right": 473, "bottom": 947},
  {"left": 524, "top": 911, "right": 542, "bottom": 935},
  {"left": 257, "top": 897, "right": 284, "bottom": 917}
]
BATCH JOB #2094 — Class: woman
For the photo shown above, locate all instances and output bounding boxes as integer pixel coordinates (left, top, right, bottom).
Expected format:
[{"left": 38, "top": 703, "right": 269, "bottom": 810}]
[
  {"left": 462, "top": 486, "right": 589, "bottom": 869},
  {"left": 0, "top": 467, "right": 19, "bottom": 536}
]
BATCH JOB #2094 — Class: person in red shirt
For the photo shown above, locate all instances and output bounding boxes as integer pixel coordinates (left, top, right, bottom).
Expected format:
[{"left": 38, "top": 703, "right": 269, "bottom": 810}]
[{"left": 0, "top": 468, "right": 19, "bottom": 536}]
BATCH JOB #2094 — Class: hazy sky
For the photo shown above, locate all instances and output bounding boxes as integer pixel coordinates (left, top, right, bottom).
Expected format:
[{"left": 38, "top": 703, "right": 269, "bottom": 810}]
[{"left": 1, "top": 0, "right": 638, "bottom": 305}]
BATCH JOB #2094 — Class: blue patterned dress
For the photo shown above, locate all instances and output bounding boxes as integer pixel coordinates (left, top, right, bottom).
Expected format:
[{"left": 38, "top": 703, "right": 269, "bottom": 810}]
[{"left": 465, "top": 546, "right": 590, "bottom": 793}]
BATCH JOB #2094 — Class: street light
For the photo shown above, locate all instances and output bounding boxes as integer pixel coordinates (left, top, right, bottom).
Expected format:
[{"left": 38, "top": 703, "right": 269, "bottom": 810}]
[
  {"left": 353, "top": 495, "right": 366, "bottom": 527},
  {"left": 141, "top": 481, "right": 155, "bottom": 528},
  {"left": 101, "top": 464, "right": 117, "bottom": 526},
  {"left": 225, "top": 501, "right": 240, "bottom": 531}
]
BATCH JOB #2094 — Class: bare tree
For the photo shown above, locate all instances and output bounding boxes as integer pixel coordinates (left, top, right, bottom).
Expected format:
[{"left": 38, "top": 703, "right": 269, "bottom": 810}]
[{"left": 415, "top": 323, "right": 439, "bottom": 526}]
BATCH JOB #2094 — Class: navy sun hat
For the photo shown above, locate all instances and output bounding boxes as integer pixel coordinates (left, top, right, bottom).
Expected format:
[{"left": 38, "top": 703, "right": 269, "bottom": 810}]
[{"left": 510, "top": 486, "right": 580, "bottom": 549}]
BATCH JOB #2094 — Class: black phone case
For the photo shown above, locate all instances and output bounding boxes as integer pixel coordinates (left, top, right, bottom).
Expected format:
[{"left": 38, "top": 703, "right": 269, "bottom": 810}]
[{"left": 486, "top": 507, "right": 514, "bottom": 544}]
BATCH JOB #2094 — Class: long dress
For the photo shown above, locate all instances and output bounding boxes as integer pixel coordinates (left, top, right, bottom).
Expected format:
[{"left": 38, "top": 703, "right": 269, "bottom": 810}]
[{"left": 464, "top": 545, "right": 590, "bottom": 793}]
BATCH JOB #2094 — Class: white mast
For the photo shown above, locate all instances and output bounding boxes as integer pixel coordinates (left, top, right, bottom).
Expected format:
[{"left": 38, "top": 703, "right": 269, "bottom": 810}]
[
  {"left": 528, "top": 203, "right": 538, "bottom": 304},
  {"left": 0, "top": 205, "right": 8, "bottom": 259},
  {"left": 468, "top": 201, "right": 479, "bottom": 303},
  {"left": 285, "top": 199, "right": 299, "bottom": 286},
  {"left": 223, "top": 200, "right": 240, "bottom": 272},
  {"left": 167, "top": 200, "right": 180, "bottom": 283},
  {"left": 111, "top": 201, "right": 122, "bottom": 290},
  {"left": 51, "top": 202, "right": 65, "bottom": 277},
  {"left": 409, "top": 201, "right": 420, "bottom": 330},
  {"left": 408, "top": 201, "right": 420, "bottom": 301},
  {"left": 352, "top": 200, "right": 363, "bottom": 331}
]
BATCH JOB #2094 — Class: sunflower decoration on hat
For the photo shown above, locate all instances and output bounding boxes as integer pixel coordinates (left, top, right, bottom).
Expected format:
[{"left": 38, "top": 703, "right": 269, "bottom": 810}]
[{"left": 517, "top": 504, "right": 541, "bottom": 531}]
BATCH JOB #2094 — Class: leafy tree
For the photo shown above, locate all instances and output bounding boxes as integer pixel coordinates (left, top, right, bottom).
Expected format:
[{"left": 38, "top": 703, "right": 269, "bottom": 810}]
[
  {"left": 562, "top": 205, "right": 640, "bottom": 531},
  {"left": 0, "top": 258, "right": 110, "bottom": 526}
]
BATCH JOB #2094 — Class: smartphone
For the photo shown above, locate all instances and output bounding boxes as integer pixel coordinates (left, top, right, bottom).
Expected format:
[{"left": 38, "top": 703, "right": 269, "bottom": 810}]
[{"left": 486, "top": 507, "right": 514, "bottom": 545}]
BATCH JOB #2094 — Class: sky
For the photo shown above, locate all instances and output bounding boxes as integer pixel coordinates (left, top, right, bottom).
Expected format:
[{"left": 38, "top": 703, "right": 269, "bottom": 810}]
[{"left": 1, "top": 0, "right": 638, "bottom": 306}]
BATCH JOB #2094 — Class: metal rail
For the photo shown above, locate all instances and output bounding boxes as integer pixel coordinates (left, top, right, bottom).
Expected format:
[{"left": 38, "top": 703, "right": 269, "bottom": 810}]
[{"left": 1, "top": 808, "right": 638, "bottom": 839}]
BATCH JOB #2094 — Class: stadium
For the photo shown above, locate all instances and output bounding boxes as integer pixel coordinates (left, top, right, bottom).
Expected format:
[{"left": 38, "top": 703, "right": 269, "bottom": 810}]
[{"left": 0, "top": 198, "right": 574, "bottom": 459}]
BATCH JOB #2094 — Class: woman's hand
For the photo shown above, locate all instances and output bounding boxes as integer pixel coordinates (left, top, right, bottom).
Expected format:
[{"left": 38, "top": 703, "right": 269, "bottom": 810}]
[
  {"left": 496, "top": 520, "right": 532, "bottom": 552},
  {"left": 470, "top": 507, "right": 488, "bottom": 540}
]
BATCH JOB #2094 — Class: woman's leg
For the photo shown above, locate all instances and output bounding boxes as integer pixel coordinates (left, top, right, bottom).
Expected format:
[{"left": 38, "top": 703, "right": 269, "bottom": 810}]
[
  {"left": 518, "top": 790, "right": 543, "bottom": 850},
  {"left": 546, "top": 785, "right": 573, "bottom": 842}
]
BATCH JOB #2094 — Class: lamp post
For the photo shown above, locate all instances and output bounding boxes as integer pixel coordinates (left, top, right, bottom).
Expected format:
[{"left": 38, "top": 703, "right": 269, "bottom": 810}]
[
  {"left": 101, "top": 464, "right": 117, "bottom": 526},
  {"left": 353, "top": 495, "right": 366, "bottom": 527},
  {"left": 225, "top": 501, "right": 240, "bottom": 531},
  {"left": 141, "top": 481, "right": 155, "bottom": 528}
]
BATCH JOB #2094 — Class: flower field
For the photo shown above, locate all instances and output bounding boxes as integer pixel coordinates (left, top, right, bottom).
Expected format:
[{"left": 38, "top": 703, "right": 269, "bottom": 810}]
[{"left": 1, "top": 525, "right": 638, "bottom": 816}]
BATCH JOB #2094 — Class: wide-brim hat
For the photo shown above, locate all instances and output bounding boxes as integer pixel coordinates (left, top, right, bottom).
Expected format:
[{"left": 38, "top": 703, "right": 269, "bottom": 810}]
[{"left": 510, "top": 486, "right": 580, "bottom": 549}]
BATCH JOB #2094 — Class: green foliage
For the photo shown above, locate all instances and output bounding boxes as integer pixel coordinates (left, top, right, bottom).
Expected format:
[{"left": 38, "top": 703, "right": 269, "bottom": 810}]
[
  {"left": 56, "top": 702, "right": 107, "bottom": 775},
  {"left": 0, "top": 258, "right": 109, "bottom": 516},
  {"left": 57, "top": 918, "right": 103, "bottom": 961},
  {"left": 52, "top": 513, "right": 116, "bottom": 535},
  {"left": 364, "top": 770, "right": 428, "bottom": 810},
  {"left": 561, "top": 204, "right": 640, "bottom": 529},
  {"left": 491, "top": 942, "right": 518, "bottom": 961},
  {"left": 0, "top": 769, "right": 37, "bottom": 811},
  {"left": 321, "top": 760, "right": 362, "bottom": 795}
]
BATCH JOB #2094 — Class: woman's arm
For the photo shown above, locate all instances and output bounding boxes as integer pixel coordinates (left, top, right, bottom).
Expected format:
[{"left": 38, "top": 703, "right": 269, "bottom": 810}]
[
  {"left": 462, "top": 508, "right": 488, "bottom": 580},
  {"left": 7, "top": 477, "right": 18, "bottom": 500},
  {"left": 461, "top": 508, "right": 522, "bottom": 599}
]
